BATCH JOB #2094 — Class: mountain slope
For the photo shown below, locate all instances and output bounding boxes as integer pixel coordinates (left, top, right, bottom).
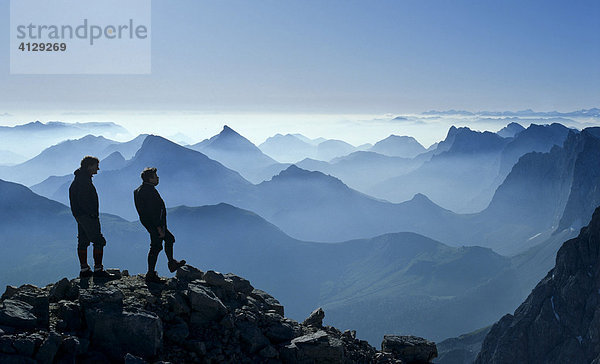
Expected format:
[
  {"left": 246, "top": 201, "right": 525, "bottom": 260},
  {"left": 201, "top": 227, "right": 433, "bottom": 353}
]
[{"left": 476, "top": 205, "right": 600, "bottom": 363}]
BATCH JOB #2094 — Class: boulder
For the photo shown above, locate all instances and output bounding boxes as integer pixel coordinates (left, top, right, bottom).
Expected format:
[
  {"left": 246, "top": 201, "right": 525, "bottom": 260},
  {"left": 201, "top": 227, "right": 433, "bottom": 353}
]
[
  {"left": 49, "top": 278, "right": 71, "bottom": 303},
  {"left": 250, "top": 289, "right": 284, "bottom": 316},
  {"left": 382, "top": 335, "right": 438, "bottom": 363},
  {"left": 224, "top": 274, "right": 254, "bottom": 295},
  {"left": 34, "top": 332, "right": 61, "bottom": 363},
  {"left": 175, "top": 265, "right": 204, "bottom": 282},
  {"left": 236, "top": 321, "right": 270, "bottom": 353},
  {"left": 10, "top": 286, "right": 49, "bottom": 328},
  {"left": 286, "top": 330, "right": 344, "bottom": 363},
  {"left": 1, "top": 286, "right": 18, "bottom": 301},
  {"left": 187, "top": 284, "right": 227, "bottom": 325},
  {"left": 56, "top": 300, "right": 82, "bottom": 332},
  {"left": 0, "top": 300, "right": 37, "bottom": 329},
  {"left": 303, "top": 307, "right": 325, "bottom": 328}
]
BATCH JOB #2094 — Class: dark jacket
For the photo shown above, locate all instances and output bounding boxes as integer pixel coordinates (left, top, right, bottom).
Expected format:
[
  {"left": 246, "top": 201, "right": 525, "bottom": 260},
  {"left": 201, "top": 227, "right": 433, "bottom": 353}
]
[
  {"left": 134, "top": 182, "right": 167, "bottom": 231},
  {"left": 69, "top": 168, "right": 99, "bottom": 218}
]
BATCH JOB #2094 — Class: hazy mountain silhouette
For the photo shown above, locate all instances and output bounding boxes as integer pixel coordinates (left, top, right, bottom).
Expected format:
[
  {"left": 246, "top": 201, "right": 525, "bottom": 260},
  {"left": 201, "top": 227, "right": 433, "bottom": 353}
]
[
  {"left": 0, "top": 121, "right": 129, "bottom": 159},
  {"left": 259, "top": 133, "right": 316, "bottom": 162},
  {"left": 189, "top": 125, "right": 285, "bottom": 182},
  {"left": 0, "top": 149, "right": 27, "bottom": 165},
  {"left": 239, "top": 165, "right": 462, "bottom": 243},
  {"left": 369, "top": 135, "right": 426, "bottom": 158},
  {"left": 0, "top": 134, "right": 149, "bottom": 186},
  {"left": 0, "top": 135, "right": 117, "bottom": 185},
  {"left": 75, "top": 135, "right": 253, "bottom": 220},
  {"left": 101, "top": 133, "right": 148, "bottom": 159},
  {"left": 315, "top": 139, "right": 357, "bottom": 161},
  {"left": 371, "top": 126, "right": 509, "bottom": 212},
  {"left": 496, "top": 122, "right": 525, "bottom": 138},
  {"left": 296, "top": 151, "right": 423, "bottom": 192}
]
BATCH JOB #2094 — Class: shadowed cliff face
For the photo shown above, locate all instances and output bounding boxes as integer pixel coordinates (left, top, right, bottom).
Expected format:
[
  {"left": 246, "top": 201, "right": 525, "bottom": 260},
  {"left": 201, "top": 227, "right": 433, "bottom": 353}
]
[{"left": 476, "top": 205, "right": 600, "bottom": 364}]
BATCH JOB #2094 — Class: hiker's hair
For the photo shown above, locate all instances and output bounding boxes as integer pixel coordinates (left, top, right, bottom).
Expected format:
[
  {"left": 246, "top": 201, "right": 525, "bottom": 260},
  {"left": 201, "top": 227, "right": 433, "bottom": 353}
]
[
  {"left": 141, "top": 167, "right": 157, "bottom": 182},
  {"left": 80, "top": 156, "right": 100, "bottom": 169}
]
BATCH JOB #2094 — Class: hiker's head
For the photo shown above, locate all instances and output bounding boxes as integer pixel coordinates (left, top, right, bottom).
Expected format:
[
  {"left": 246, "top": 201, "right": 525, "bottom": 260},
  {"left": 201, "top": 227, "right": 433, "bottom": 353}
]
[
  {"left": 80, "top": 156, "right": 100, "bottom": 175},
  {"left": 141, "top": 167, "right": 159, "bottom": 186}
]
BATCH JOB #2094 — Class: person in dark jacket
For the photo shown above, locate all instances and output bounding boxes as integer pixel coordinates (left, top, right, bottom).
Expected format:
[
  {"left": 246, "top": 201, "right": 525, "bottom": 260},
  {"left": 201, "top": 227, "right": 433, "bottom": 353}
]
[
  {"left": 69, "top": 156, "right": 114, "bottom": 279},
  {"left": 134, "top": 167, "right": 186, "bottom": 283}
]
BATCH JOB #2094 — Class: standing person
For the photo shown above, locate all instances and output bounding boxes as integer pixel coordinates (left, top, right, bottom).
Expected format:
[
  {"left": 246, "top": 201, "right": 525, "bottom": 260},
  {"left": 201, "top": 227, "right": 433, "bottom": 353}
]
[
  {"left": 69, "top": 156, "right": 114, "bottom": 279},
  {"left": 134, "top": 167, "right": 186, "bottom": 283}
]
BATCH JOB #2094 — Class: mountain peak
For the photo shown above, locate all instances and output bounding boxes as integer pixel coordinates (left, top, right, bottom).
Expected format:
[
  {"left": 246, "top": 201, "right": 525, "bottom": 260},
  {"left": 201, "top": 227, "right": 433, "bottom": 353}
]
[{"left": 220, "top": 125, "right": 238, "bottom": 136}]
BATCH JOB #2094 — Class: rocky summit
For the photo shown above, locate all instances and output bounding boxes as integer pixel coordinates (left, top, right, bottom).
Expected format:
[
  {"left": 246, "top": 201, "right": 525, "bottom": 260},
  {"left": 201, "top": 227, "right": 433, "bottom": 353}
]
[
  {"left": 476, "top": 206, "right": 600, "bottom": 363},
  {"left": 0, "top": 265, "right": 437, "bottom": 363}
]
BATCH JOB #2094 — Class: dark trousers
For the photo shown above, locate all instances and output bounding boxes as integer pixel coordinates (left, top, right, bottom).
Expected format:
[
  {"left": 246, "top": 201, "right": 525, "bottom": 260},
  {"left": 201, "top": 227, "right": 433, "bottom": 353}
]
[
  {"left": 76, "top": 215, "right": 106, "bottom": 250},
  {"left": 149, "top": 228, "right": 175, "bottom": 255}
]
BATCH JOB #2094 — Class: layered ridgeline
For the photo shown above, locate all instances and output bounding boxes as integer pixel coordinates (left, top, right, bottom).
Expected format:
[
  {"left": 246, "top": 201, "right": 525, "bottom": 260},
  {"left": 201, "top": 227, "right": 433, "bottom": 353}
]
[
  {"left": 0, "top": 134, "right": 147, "bottom": 186},
  {"left": 0, "top": 121, "right": 129, "bottom": 163},
  {"left": 475, "top": 205, "right": 600, "bottom": 363},
  {"left": 0, "top": 266, "right": 438, "bottom": 363}
]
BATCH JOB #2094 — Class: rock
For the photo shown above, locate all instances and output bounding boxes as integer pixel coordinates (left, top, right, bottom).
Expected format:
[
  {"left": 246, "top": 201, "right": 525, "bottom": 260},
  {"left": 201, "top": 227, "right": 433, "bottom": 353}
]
[
  {"left": 60, "top": 336, "right": 81, "bottom": 355},
  {"left": 165, "top": 292, "right": 190, "bottom": 316},
  {"left": 10, "top": 286, "right": 49, "bottom": 328},
  {"left": 122, "top": 270, "right": 130, "bottom": 277},
  {"left": 184, "top": 340, "right": 206, "bottom": 355},
  {"left": 303, "top": 307, "right": 325, "bottom": 328},
  {"left": 187, "top": 284, "right": 227, "bottom": 325},
  {"left": 224, "top": 274, "right": 254, "bottom": 295},
  {"left": 13, "top": 337, "right": 36, "bottom": 357},
  {"left": 250, "top": 289, "right": 284, "bottom": 316},
  {"left": 0, "top": 300, "right": 37, "bottom": 329},
  {"left": 56, "top": 300, "right": 82, "bottom": 332},
  {"left": 1, "top": 286, "right": 17, "bottom": 301},
  {"left": 288, "top": 330, "right": 344, "bottom": 363},
  {"left": 49, "top": 278, "right": 71, "bottom": 303},
  {"left": 259, "top": 344, "right": 279, "bottom": 358},
  {"left": 382, "top": 335, "right": 438, "bottom": 363},
  {"left": 34, "top": 331, "right": 61, "bottom": 363},
  {"left": 165, "top": 319, "right": 189, "bottom": 344},
  {"left": 236, "top": 322, "right": 270, "bottom": 353},
  {"left": 87, "top": 309, "right": 163, "bottom": 361},
  {"left": 176, "top": 265, "right": 204, "bottom": 282},
  {"left": 265, "top": 321, "right": 296, "bottom": 343},
  {"left": 0, "top": 336, "right": 16, "bottom": 354},
  {"left": 105, "top": 269, "right": 122, "bottom": 279},
  {"left": 0, "top": 353, "right": 37, "bottom": 364},
  {"left": 79, "top": 286, "right": 124, "bottom": 310},
  {"left": 124, "top": 353, "right": 148, "bottom": 364}
]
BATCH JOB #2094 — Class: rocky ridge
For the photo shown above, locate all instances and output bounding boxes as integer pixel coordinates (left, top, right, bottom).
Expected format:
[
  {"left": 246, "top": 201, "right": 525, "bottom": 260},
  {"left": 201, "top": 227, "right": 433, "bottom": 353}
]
[
  {"left": 0, "top": 266, "right": 437, "bottom": 363},
  {"left": 475, "top": 205, "right": 600, "bottom": 363}
]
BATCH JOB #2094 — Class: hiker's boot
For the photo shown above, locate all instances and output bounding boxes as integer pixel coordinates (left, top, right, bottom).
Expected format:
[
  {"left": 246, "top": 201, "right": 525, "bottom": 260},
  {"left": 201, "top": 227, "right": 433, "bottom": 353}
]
[
  {"left": 79, "top": 266, "right": 93, "bottom": 278},
  {"left": 93, "top": 266, "right": 117, "bottom": 280},
  {"left": 168, "top": 259, "right": 186, "bottom": 273},
  {"left": 145, "top": 271, "right": 165, "bottom": 284}
]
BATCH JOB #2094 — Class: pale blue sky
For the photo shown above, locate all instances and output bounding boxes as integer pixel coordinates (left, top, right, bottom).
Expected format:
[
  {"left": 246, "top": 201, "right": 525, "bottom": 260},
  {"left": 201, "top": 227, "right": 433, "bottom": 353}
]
[{"left": 1, "top": 0, "right": 599, "bottom": 113}]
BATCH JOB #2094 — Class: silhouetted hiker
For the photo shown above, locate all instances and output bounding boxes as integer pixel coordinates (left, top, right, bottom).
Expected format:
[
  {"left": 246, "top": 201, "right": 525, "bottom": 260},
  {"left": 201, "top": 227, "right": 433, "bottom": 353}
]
[
  {"left": 69, "top": 156, "right": 115, "bottom": 279},
  {"left": 134, "top": 167, "right": 186, "bottom": 283}
]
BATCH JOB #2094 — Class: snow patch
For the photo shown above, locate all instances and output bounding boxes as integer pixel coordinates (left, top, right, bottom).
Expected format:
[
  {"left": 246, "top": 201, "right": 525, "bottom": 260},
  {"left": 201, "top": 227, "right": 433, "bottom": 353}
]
[
  {"left": 528, "top": 233, "right": 542, "bottom": 241},
  {"left": 551, "top": 296, "right": 560, "bottom": 322},
  {"left": 577, "top": 336, "right": 583, "bottom": 344}
]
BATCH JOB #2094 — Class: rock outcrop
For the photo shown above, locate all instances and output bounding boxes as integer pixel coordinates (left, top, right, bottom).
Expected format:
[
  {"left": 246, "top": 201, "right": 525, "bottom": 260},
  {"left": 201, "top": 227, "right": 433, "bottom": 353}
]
[
  {"left": 0, "top": 265, "right": 437, "bottom": 363},
  {"left": 476, "top": 206, "right": 600, "bottom": 363}
]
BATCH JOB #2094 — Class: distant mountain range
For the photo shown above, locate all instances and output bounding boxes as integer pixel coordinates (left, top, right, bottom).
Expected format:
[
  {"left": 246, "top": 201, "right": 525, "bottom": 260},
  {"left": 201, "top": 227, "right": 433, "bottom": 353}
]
[
  {"left": 0, "top": 134, "right": 147, "bottom": 186},
  {"left": 259, "top": 132, "right": 423, "bottom": 163},
  {"left": 422, "top": 108, "right": 600, "bottom": 118},
  {"left": 0, "top": 121, "right": 129, "bottom": 160}
]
